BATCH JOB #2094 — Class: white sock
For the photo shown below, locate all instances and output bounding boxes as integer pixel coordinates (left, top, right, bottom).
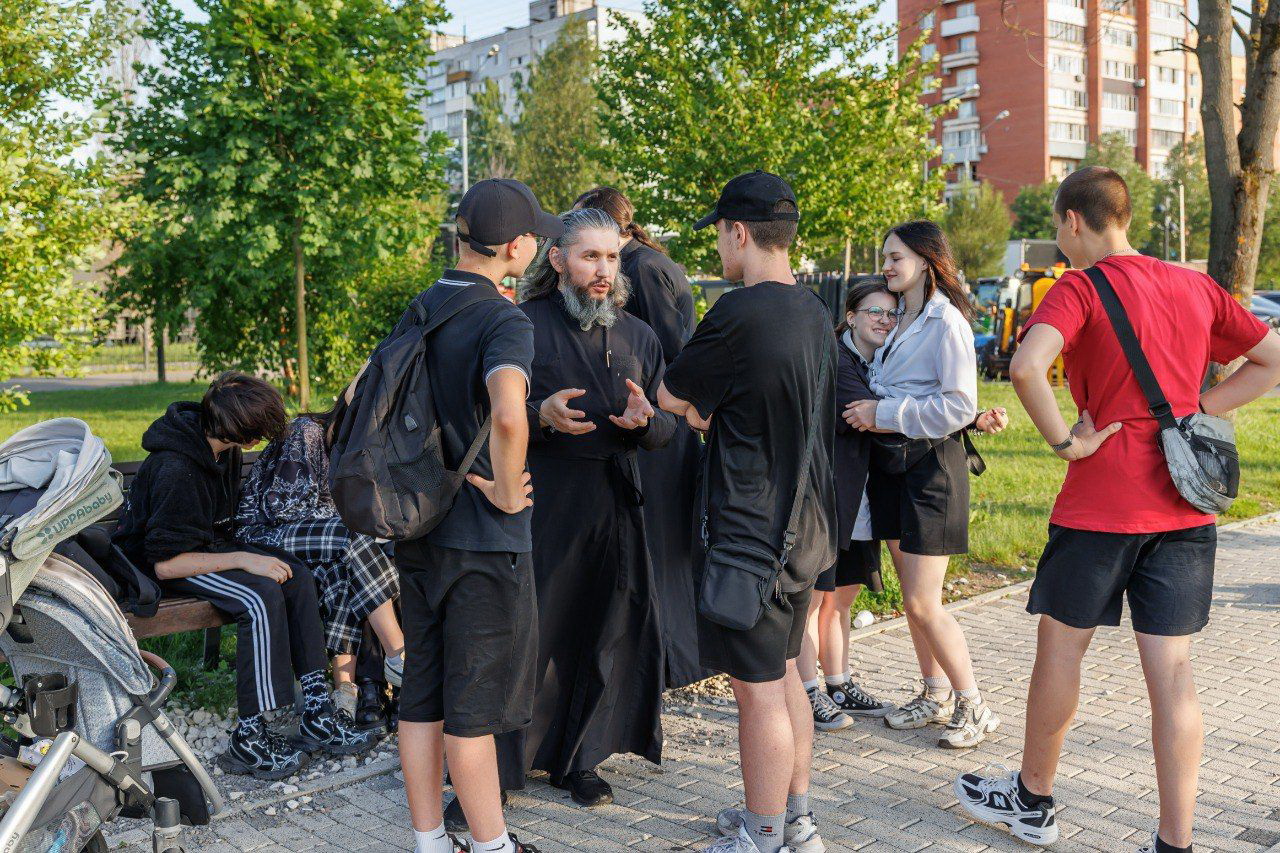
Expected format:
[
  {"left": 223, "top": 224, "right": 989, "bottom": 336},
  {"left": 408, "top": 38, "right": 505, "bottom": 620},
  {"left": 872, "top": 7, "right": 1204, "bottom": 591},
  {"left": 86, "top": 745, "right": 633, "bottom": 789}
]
[
  {"left": 956, "top": 686, "right": 982, "bottom": 704},
  {"left": 470, "top": 831, "right": 515, "bottom": 853},
  {"left": 824, "top": 674, "right": 845, "bottom": 686},
  {"left": 923, "top": 676, "right": 951, "bottom": 699},
  {"left": 414, "top": 823, "right": 452, "bottom": 853},
  {"left": 802, "top": 679, "right": 819, "bottom": 692}
]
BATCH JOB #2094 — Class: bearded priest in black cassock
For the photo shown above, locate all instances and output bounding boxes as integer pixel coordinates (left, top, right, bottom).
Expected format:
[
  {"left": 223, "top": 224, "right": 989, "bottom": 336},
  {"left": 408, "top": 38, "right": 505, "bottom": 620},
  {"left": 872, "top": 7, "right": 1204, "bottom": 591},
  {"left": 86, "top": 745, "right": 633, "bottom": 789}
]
[{"left": 459, "top": 207, "right": 676, "bottom": 819}]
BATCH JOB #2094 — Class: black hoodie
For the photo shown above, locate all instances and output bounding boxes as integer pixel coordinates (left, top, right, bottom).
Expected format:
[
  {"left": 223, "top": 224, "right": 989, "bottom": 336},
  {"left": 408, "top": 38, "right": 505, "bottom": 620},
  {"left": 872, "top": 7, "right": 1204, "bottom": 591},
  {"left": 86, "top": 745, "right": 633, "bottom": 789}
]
[{"left": 112, "top": 401, "right": 243, "bottom": 577}]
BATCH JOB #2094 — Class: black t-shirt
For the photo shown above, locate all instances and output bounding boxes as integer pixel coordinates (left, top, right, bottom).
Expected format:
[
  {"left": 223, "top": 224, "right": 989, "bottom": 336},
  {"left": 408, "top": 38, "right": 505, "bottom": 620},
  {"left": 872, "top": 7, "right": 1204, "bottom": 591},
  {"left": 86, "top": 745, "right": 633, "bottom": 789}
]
[
  {"left": 664, "top": 281, "right": 838, "bottom": 591},
  {"left": 388, "top": 270, "right": 535, "bottom": 553}
]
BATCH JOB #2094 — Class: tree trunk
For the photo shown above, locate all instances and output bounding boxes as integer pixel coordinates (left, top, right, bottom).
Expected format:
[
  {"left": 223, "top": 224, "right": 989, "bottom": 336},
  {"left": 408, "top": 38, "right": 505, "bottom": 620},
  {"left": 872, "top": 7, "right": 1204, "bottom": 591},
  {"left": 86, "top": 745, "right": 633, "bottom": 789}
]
[
  {"left": 155, "top": 321, "right": 167, "bottom": 383},
  {"left": 292, "top": 219, "right": 310, "bottom": 410}
]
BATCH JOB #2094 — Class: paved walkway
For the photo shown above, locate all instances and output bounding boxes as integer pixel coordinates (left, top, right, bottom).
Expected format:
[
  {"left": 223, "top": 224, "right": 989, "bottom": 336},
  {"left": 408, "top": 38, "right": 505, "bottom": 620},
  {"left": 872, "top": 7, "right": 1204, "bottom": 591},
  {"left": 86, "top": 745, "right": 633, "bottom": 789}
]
[
  {"left": 115, "top": 518, "right": 1280, "bottom": 852},
  {"left": 1, "top": 368, "right": 198, "bottom": 392}
]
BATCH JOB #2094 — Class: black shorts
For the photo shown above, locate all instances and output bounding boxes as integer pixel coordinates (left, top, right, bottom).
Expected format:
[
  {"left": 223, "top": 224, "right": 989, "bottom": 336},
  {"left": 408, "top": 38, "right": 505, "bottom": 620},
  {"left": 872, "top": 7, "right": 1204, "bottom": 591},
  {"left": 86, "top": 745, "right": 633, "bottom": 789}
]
[
  {"left": 698, "top": 586, "right": 812, "bottom": 683},
  {"left": 868, "top": 435, "right": 969, "bottom": 556},
  {"left": 395, "top": 541, "right": 537, "bottom": 737},
  {"left": 815, "top": 540, "right": 883, "bottom": 593},
  {"left": 1027, "top": 523, "right": 1216, "bottom": 636}
]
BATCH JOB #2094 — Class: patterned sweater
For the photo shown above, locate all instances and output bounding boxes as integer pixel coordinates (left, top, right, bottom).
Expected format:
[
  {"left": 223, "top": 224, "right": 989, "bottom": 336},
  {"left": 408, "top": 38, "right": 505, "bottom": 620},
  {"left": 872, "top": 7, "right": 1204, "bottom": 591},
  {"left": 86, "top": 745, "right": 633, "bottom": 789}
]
[{"left": 235, "top": 417, "right": 336, "bottom": 545}]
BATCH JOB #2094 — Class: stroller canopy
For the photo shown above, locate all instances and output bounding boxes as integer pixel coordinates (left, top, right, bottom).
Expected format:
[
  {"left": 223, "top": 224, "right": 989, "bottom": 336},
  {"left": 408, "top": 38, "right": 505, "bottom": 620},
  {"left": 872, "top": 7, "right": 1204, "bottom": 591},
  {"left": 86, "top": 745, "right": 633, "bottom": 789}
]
[{"left": 0, "top": 418, "right": 121, "bottom": 631}]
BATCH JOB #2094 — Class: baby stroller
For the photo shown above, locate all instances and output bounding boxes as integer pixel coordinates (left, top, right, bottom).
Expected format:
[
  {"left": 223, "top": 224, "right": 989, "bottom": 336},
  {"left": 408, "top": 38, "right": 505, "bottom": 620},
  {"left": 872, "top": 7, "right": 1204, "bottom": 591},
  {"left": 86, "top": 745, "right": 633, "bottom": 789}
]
[{"left": 0, "top": 419, "right": 223, "bottom": 852}]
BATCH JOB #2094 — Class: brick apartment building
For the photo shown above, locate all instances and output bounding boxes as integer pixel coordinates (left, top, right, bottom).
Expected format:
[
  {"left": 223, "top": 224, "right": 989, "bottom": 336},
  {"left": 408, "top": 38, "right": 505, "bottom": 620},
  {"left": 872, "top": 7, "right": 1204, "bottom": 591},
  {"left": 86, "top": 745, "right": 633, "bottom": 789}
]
[{"left": 898, "top": 0, "right": 1200, "bottom": 202}]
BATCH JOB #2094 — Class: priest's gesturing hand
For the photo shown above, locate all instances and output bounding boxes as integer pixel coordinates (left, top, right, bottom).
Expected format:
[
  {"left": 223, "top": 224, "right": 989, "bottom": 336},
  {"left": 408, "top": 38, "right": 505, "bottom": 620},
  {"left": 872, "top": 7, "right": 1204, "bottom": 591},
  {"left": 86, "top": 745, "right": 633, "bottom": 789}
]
[
  {"left": 609, "top": 379, "right": 653, "bottom": 430},
  {"left": 540, "top": 388, "right": 596, "bottom": 434}
]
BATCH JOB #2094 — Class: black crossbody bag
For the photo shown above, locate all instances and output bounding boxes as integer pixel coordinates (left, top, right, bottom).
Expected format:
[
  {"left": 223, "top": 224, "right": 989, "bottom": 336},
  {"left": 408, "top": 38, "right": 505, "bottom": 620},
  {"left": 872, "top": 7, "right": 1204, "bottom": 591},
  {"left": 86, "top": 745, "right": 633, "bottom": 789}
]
[
  {"left": 1083, "top": 265, "right": 1239, "bottom": 514},
  {"left": 696, "top": 354, "right": 828, "bottom": 632}
]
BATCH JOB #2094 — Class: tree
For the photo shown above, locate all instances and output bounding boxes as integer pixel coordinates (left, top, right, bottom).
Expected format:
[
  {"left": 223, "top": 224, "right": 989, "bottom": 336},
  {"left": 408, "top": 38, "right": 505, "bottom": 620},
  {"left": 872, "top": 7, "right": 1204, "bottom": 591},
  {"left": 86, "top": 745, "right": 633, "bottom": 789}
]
[
  {"left": 0, "top": 0, "right": 129, "bottom": 409},
  {"left": 469, "top": 77, "right": 517, "bottom": 181},
  {"left": 1010, "top": 180, "right": 1058, "bottom": 240},
  {"left": 513, "top": 16, "right": 609, "bottom": 213},
  {"left": 114, "top": 0, "right": 449, "bottom": 407},
  {"left": 1193, "top": 0, "right": 1280, "bottom": 304},
  {"left": 597, "top": 0, "right": 945, "bottom": 272},
  {"left": 1080, "top": 132, "right": 1155, "bottom": 249},
  {"left": 1153, "top": 134, "right": 1211, "bottom": 262},
  {"left": 942, "top": 178, "right": 1010, "bottom": 279}
]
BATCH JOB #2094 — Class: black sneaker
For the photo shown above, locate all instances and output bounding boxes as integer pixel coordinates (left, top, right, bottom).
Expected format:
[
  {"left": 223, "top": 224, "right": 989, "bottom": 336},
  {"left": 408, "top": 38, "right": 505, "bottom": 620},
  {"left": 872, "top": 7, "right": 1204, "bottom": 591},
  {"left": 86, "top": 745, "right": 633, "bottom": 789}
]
[
  {"left": 953, "top": 765, "right": 1058, "bottom": 846},
  {"left": 294, "top": 704, "right": 377, "bottom": 757},
  {"left": 827, "top": 679, "right": 892, "bottom": 717},
  {"left": 354, "top": 679, "right": 387, "bottom": 733},
  {"left": 551, "top": 770, "right": 614, "bottom": 807},
  {"left": 219, "top": 725, "right": 309, "bottom": 781},
  {"left": 443, "top": 790, "right": 509, "bottom": 834}
]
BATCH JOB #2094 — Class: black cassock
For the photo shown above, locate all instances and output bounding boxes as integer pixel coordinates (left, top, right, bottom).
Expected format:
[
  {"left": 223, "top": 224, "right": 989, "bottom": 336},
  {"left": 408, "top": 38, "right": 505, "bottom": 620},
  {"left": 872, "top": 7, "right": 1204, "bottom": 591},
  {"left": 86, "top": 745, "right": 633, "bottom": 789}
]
[
  {"left": 620, "top": 240, "right": 706, "bottom": 690},
  {"left": 496, "top": 291, "right": 675, "bottom": 787}
]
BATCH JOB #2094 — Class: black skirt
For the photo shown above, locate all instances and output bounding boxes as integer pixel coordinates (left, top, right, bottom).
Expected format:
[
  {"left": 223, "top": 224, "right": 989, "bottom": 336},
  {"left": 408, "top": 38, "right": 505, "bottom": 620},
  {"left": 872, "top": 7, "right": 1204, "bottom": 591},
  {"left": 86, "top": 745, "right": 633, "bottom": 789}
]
[
  {"left": 814, "top": 540, "right": 882, "bottom": 592},
  {"left": 867, "top": 433, "right": 970, "bottom": 556}
]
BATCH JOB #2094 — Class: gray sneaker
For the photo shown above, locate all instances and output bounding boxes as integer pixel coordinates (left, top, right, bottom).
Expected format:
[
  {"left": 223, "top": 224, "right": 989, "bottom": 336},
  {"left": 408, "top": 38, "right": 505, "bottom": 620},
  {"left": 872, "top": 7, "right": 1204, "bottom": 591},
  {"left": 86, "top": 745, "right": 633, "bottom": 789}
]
[
  {"left": 938, "top": 696, "right": 1000, "bottom": 749},
  {"left": 884, "top": 684, "right": 954, "bottom": 730},
  {"left": 704, "top": 824, "right": 799, "bottom": 853},
  {"left": 383, "top": 653, "right": 404, "bottom": 688},
  {"left": 715, "top": 807, "right": 825, "bottom": 853}
]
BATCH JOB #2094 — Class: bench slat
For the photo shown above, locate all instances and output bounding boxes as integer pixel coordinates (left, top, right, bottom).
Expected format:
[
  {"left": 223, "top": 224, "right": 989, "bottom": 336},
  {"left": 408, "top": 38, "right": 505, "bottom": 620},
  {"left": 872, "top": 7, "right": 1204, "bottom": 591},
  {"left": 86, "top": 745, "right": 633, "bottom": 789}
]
[{"left": 126, "top": 597, "right": 228, "bottom": 638}]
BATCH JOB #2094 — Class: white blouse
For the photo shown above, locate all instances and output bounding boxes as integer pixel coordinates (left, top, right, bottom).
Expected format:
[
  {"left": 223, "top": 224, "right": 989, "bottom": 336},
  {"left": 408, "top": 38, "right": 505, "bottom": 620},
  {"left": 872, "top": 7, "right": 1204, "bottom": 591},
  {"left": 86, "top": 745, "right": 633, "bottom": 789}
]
[{"left": 870, "top": 289, "right": 978, "bottom": 440}]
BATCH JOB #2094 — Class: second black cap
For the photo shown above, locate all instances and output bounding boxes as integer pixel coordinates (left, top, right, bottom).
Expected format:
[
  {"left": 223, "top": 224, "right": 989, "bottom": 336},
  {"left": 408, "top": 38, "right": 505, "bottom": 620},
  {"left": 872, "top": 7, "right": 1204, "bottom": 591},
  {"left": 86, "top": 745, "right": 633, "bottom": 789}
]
[
  {"left": 694, "top": 170, "right": 800, "bottom": 230},
  {"left": 457, "top": 178, "right": 565, "bottom": 256}
]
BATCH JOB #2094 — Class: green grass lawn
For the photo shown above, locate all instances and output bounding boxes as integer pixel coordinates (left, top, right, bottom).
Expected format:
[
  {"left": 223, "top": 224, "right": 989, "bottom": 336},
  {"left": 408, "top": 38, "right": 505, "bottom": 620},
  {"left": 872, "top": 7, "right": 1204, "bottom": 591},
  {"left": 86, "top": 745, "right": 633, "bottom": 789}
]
[{"left": 3, "top": 380, "right": 1278, "bottom": 706}]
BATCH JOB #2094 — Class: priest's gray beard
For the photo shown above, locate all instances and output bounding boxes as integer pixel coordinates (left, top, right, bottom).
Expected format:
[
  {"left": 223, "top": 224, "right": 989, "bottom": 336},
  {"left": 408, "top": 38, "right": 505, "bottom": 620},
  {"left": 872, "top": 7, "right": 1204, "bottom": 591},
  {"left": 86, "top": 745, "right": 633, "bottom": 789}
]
[{"left": 558, "top": 274, "right": 630, "bottom": 331}]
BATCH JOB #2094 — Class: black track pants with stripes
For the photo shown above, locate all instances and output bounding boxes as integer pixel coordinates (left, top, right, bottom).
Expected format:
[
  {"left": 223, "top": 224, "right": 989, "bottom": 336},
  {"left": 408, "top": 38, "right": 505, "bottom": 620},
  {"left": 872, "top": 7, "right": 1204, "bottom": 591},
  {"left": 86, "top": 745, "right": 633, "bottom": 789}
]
[{"left": 163, "top": 543, "right": 329, "bottom": 718}]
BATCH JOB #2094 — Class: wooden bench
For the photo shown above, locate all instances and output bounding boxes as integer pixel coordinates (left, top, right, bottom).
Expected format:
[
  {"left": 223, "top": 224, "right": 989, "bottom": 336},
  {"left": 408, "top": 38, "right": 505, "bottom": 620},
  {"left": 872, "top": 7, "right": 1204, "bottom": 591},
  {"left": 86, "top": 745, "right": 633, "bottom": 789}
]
[{"left": 108, "top": 454, "right": 260, "bottom": 669}]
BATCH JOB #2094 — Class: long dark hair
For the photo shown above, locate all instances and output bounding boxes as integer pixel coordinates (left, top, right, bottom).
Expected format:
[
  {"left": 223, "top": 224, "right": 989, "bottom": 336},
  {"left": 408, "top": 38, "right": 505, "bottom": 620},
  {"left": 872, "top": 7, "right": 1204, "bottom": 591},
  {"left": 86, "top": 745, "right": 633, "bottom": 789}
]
[
  {"left": 573, "top": 186, "right": 668, "bottom": 255},
  {"left": 885, "top": 220, "right": 976, "bottom": 322},
  {"left": 835, "top": 275, "right": 892, "bottom": 334}
]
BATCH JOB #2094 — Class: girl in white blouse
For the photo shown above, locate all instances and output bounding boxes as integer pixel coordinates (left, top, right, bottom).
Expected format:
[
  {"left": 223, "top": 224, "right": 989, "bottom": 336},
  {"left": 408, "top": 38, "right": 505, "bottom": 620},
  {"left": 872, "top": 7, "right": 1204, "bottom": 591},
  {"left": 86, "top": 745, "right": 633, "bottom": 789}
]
[{"left": 845, "top": 220, "right": 1005, "bottom": 749}]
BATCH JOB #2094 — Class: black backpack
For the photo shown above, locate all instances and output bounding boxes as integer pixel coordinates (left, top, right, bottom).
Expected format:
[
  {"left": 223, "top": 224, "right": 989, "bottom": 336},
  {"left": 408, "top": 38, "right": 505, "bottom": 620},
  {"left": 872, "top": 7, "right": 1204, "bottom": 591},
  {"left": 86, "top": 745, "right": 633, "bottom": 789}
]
[{"left": 329, "top": 285, "right": 504, "bottom": 540}]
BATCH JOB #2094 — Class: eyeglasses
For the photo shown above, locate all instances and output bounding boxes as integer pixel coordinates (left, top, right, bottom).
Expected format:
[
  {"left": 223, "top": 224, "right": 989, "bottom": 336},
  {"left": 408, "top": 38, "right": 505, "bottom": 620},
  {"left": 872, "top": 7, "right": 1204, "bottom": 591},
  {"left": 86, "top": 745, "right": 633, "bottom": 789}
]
[{"left": 856, "top": 307, "right": 903, "bottom": 322}]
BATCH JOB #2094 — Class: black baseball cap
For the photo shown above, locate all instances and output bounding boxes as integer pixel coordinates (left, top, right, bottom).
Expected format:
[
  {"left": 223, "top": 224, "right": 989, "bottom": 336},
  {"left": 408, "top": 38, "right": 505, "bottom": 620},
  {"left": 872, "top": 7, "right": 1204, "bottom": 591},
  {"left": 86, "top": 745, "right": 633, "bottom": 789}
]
[
  {"left": 694, "top": 170, "right": 800, "bottom": 230},
  {"left": 456, "top": 178, "right": 564, "bottom": 256}
]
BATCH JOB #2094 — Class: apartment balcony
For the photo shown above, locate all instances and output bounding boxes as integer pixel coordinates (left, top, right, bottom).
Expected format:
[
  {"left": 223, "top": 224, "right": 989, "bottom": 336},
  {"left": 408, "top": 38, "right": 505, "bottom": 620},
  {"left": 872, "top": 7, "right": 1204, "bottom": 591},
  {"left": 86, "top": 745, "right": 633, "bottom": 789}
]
[
  {"left": 942, "top": 48, "right": 980, "bottom": 71},
  {"left": 942, "top": 143, "right": 987, "bottom": 164},
  {"left": 941, "top": 82, "right": 981, "bottom": 100},
  {"left": 1048, "top": 139, "right": 1088, "bottom": 159},
  {"left": 941, "top": 14, "right": 980, "bottom": 36}
]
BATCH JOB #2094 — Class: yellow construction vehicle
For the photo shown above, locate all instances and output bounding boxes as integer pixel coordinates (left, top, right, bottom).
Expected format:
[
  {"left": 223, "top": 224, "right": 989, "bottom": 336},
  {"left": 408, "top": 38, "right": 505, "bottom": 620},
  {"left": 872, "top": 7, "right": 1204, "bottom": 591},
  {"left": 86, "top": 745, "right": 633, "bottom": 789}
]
[{"left": 978, "top": 263, "right": 1069, "bottom": 385}]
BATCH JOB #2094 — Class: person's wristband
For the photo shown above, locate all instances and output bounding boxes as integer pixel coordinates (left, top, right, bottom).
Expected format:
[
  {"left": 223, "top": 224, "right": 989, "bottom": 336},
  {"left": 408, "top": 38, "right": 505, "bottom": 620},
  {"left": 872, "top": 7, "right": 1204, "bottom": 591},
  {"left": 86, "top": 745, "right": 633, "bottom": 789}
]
[{"left": 1049, "top": 432, "right": 1075, "bottom": 452}]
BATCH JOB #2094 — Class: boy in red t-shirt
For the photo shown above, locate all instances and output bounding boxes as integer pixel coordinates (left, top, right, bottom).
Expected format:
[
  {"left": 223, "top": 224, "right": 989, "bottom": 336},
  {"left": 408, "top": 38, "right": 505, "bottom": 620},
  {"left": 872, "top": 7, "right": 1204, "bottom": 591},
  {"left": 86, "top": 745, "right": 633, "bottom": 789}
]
[{"left": 953, "top": 166, "right": 1280, "bottom": 853}]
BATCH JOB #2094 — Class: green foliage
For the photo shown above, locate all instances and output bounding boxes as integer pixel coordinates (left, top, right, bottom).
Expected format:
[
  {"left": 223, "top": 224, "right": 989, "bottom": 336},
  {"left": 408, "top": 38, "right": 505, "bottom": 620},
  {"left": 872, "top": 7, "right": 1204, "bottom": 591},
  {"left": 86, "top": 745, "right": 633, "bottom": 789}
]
[
  {"left": 1011, "top": 179, "right": 1059, "bottom": 240},
  {"left": 0, "top": 0, "right": 131, "bottom": 409},
  {"left": 468, "top": 77, "right": 518, "bottom": 182},
  {"left": 1080, "top": 132, "right": 1155, "bottom": 249},
  {"left": 1258, "top": 200, "right": 1280, "bottom": 288},
  {"left": 942, "top": 178, "right": 1010, "bottom": 279},
  {"left": 514, "top": 16, "right": 610, "bottom": 213},
  {"left": 112, "top": 0, "right": 450, "bottom": 400},
  {"left": 1152, "top": 134, "right": 1210, "bottom": 263},
  {"left": 597, "top": 0, "right": 946, "bottom": 272}
]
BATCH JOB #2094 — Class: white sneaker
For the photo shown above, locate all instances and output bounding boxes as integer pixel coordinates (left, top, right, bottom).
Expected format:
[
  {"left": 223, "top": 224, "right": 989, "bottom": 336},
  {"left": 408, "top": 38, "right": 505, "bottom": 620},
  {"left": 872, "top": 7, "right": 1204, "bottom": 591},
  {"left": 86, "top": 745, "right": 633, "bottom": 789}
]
[
  {"left": 938, "top": 696, "right": 1000, "bottom": 748},
  {"left": 715, "top": 807, "right": 825, "bottom": 852},
  {"left": 884, "top": 684, "right": 954, "bottom": 730},
  {"left": 703, "top": 824, "right": 792, "bottom": 853},
  {"left": 953, "top": 765, "right": 1059, "bottom": 846},
  {"left": 807, "top": 686, "right": 853, "bottom": 732}
]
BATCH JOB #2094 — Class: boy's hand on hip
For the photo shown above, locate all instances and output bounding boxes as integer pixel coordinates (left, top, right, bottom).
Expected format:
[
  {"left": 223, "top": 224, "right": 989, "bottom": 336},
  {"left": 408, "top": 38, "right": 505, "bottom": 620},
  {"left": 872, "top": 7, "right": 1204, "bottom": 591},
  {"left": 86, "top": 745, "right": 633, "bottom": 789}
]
[
  {"left": 467, "top": 470, "right": 534, "bottom": 515},
  {"left": 1056, "top": 410, "right": 1122, "bottom": 461}
]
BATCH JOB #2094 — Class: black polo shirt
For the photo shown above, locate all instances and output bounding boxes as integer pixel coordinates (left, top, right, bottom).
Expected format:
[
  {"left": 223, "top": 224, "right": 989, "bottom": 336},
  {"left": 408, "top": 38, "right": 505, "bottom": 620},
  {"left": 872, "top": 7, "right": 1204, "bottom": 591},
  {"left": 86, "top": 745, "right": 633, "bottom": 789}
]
[{"left": 388, "top": 270, "right": 535, "bottom": 553}]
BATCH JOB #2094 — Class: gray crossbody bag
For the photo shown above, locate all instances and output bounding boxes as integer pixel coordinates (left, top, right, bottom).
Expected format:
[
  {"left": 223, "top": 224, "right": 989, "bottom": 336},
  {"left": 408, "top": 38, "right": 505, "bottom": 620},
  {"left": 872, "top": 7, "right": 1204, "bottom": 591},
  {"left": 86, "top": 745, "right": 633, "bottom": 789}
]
[{"left": 1083, "top": 265, "right": 1239, "bottom": 514}]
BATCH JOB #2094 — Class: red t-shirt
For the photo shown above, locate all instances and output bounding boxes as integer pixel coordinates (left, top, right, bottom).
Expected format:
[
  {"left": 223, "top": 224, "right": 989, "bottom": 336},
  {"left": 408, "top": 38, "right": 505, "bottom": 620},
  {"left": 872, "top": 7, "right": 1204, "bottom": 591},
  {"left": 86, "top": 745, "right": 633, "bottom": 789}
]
[{"left": 1023, "top": 255, "right": 1269, "bottom": 533}]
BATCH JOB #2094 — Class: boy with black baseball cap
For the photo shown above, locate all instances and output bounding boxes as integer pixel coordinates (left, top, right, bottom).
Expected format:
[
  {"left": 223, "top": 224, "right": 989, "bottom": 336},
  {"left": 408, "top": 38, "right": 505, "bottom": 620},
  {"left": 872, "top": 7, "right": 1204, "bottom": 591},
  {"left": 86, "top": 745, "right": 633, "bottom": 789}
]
[
  {"left": 660, "top": 171, "right": 838, "bottom": 853},
  {"left": 392, "top": 178, "right": 560, "bottom": 853}
]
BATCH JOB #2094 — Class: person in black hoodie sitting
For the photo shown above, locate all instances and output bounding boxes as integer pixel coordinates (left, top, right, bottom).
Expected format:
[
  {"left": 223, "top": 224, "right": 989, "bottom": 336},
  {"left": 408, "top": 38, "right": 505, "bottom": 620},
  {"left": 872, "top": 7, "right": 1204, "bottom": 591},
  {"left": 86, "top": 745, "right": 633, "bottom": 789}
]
[{"left": 112, "top": 372, "right": 374, "bottom": 780}]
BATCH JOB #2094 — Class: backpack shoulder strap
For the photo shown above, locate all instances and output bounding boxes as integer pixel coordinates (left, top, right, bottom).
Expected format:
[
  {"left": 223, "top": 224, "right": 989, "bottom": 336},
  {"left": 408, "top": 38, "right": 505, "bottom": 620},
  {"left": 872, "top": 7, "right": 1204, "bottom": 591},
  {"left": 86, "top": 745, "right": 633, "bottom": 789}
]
[
  {"left": 1082, "top": 265, "right": 1177, "bottom": 431},
  {"left": 781, "top": 345, "right": 831, "bottom": 564}
]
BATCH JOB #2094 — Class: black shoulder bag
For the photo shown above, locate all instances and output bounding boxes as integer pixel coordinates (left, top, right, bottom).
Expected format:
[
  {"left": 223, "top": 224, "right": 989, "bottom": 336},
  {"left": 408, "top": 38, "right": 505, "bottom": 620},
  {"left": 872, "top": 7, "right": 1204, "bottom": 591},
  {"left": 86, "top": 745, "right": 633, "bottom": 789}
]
[
  {"left": 696, "top": 353, "right": 829, "bottom": 632},
  {"left": 1083, "top": 265, "right": 1239, "bottom": 514}
]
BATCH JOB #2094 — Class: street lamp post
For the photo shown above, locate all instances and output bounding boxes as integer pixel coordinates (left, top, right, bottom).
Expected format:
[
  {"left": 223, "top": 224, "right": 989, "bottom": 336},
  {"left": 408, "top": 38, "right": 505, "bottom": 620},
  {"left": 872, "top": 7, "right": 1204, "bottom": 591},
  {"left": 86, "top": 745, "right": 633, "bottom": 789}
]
[
  {"left": 460, "top": 44, "right": 501, "bottom": 193},
  {"left": 961, "top": 108, "right": 1009, "bottom": 187}
]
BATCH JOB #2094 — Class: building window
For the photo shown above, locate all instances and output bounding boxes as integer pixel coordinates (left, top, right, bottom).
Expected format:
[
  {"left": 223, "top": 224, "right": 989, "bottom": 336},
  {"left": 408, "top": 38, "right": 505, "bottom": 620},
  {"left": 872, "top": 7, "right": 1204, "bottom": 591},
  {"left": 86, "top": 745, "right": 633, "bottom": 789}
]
[
  {"left": 1101, "top": 0, "right": 1134, "bottom": 14},
  {"left": 921, "top": 43, "right": 937, "bottom": 61},
  {"left": 953, "top": 2, "right": 975, "bottom": 16},
  {"left": 1151, "top": 33, "right": 1182, "bottom": 52},
  {"left": 1051, "top": 52, "right": 1085, "bottom": 75},
  {"left": 921, "top": 11, "right": 935, "bottom": 30},
  {"left": 1102, "top": 25, "right": 1136, "bottom": 47},
  {"left": 944, "top": 128, "right": 980, "bottom": 149},
  {"left": 1049, "top": 86, "right": 1088, "bottom": 109},
  {"left": 447, "top": 111, "right": 464, "bottom": 134},
  {"left": 1151, "top": 0, "right": 1182, "bottom": 19},
  {"left": 922, "top": 75, "right": 939, "bottom": 93},
  {"left": 955, "top": 67, "right": 977, "bottom": 87},
  {"left": 1050, "top": 0, "right": 1085, "bottom": 7},
  {"left": 1050, "top": 158, "right": 1080, "bottom": 180},
  {"left": 1153, "top": 66, "right": 1183, "bottom": 84},
  {"left": 1187, "top": 117, "right": 1198, "bottom": 133},
  {"left": 1103, "top": 92, "right": 1138, "bottom": 111},
  {"left": 1190, "top": 72, "right": 1199, "bottom": 86},
  {"left": 956, "top": 100, "right": 978, "bottom": 119},
  {"left": 958, "top": 35, "right": 977, "bottom": 52},
  {"left": 1153, "top": 97, "right": 1185, "bottom": 117},
  {"left": 1103, "top": 59, "right": 1137, "bottom": 80},
  {"left": 1049, "top": 121, "right": 1088, "bottom": 142},
  {"left": 1102, "top": 126, "right": 1138, "bottom": 145},
  {"left": 1152, "top": 128, "right": 1184, "bottom": 149},
  {"left": 1048, "top": 21, "right": 1085, "bottom": 43}
]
